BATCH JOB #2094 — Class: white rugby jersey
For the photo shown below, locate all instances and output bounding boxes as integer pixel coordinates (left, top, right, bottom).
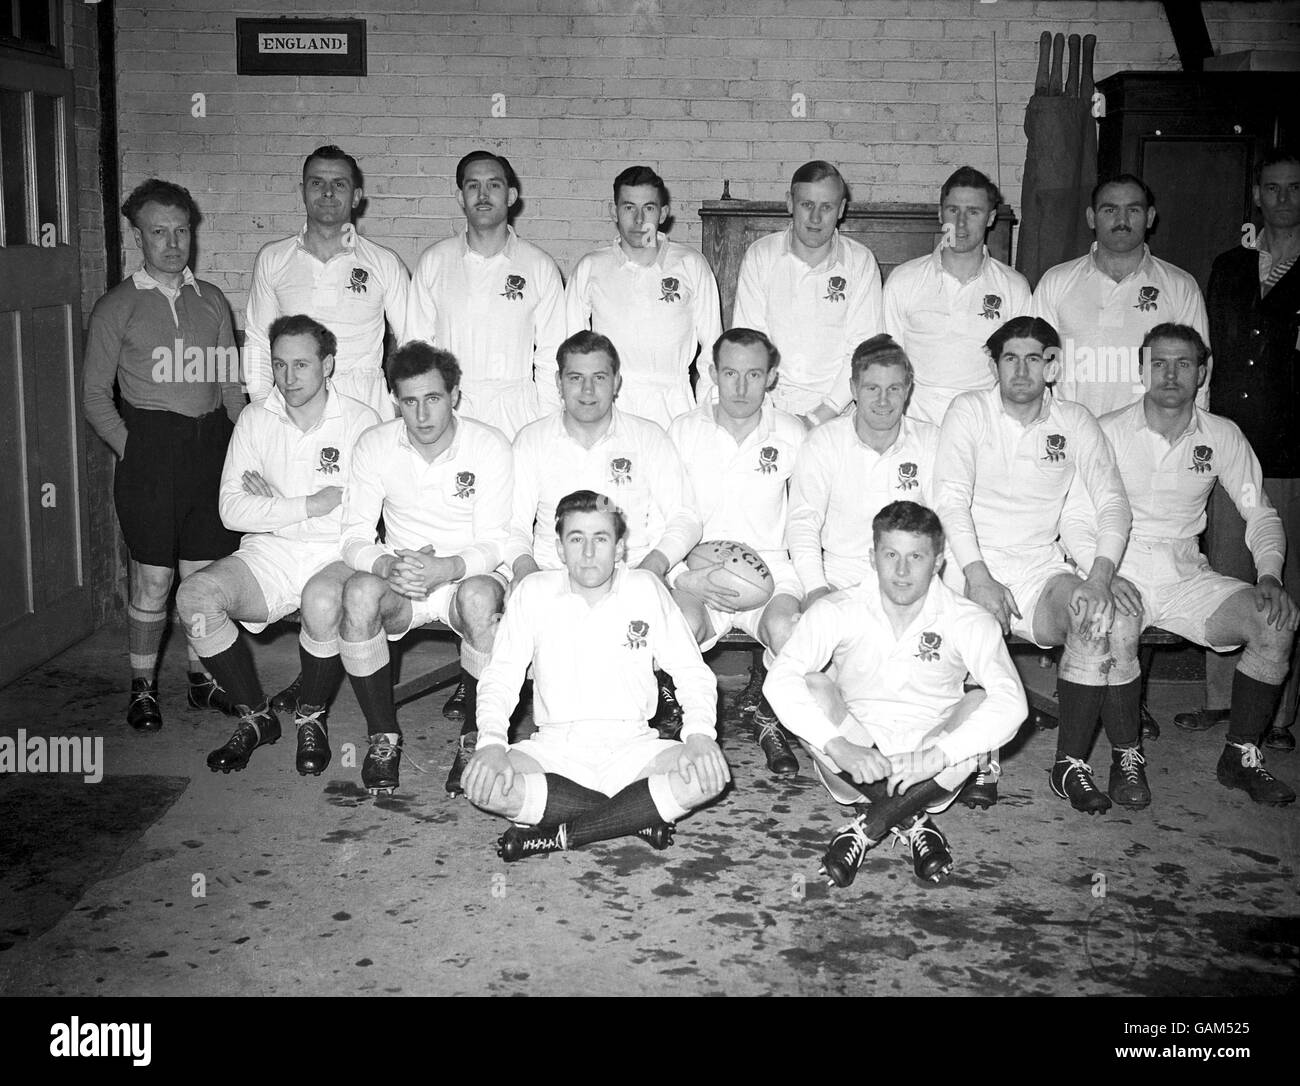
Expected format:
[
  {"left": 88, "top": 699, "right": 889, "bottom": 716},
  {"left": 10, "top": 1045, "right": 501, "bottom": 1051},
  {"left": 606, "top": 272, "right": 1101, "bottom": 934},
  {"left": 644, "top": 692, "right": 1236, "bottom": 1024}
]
[
  {"left": 565, "top": 235, "right": 722, "bottom": 427},
  {"left": 244, "top": 224, "right": 410, "bottom": 415},
  {"left": 220, "top": 384, "right": 381, "bottom": 544},
  {"left": 1030, "top": 244, "right": 1209, "bottom": 417},
  {"left": 764, "top": 574, "right": 1026, "bottom": 762},
  {"left": 731, "top": 228, "right": 884, "bottom": 416},
  {"left": 476, "top": 566, "right": 718, "bottom": 749},
  {"left": 934, "top": 387, "right": 1130, "bottom": 574},
  {"left": 787, "top": 414, "right": 940, "bottom": 594},
  {"left": 883, "top": 245, "right": 1032, "bottom": 424},
  {"left": 405, "top": 228, "right": 566, "bottom": 436},
  {"left": 340, "top": 415, "right": 513, "bottom": 576},
  {"left": 667, "top": 393, "right": 805, "bottom": 561},
  {"left": 507, "top": 408, "right": 701, "bottom": 570},
  {"left": 1062, "top": 400, "right": 1285, "bottom": 581}
]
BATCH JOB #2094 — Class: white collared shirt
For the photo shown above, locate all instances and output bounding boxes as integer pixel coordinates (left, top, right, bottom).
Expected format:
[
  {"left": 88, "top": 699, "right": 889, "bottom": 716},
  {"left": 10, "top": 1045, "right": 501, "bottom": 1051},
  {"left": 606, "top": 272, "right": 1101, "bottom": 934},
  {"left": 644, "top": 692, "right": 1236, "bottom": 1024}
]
[
  {"left": 507, "top": 408, "right": 701, "bottom": 570},
  {"left": 883, "top": 245, "right": 1032, "bottom": 424},
  {"left": 764, "top": 575, "right": 1025, "bottom": 762},
  {"left": 787, "top": 414, "right": 940, "bottom": 594},
  {"left": 244, "top": 224, "right": 410, "bottom": 406},
  {"left": 339, "top": 415, "right": 514, "bottom": 575},
  {"left": 1030, "top": 244, "right": 1210, "bottom": 417},
  {"left": 475, "top": 566, "right": 718, "bottom": 749},
  {"left": 732, "top": 228, "right": 884, "bottom": 415},
  {"left": 219, "top": 384, "right": 381, "bottom": 543}
]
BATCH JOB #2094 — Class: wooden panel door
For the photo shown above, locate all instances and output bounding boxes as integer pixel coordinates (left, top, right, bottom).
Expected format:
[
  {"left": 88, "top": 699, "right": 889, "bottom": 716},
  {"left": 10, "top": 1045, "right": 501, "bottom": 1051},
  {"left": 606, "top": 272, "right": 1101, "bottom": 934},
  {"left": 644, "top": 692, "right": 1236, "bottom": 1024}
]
[{"left": 0, "top": 49, "right": 91, "bottom": 685}]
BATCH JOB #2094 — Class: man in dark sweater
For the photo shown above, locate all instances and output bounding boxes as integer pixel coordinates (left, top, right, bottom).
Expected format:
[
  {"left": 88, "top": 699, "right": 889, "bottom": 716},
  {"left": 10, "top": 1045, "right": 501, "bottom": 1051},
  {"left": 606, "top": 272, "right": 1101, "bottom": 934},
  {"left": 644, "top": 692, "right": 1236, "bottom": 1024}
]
[
  {"left": 82, "top": 179, "right": 247, "bottom": 732},
  {"left": 1191, "top": 149, "right": 1300, "bottom": 751}
]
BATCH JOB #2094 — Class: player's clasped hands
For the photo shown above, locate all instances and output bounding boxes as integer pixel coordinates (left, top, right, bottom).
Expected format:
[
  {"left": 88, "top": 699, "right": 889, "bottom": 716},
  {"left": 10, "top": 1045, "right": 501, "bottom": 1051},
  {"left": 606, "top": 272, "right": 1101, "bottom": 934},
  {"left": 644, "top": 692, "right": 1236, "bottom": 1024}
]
[
  {"left": 1254, "top": 576, "right": 1300, "bottom": 632},
  {"left": 387, "top": 545, "right": 461, "bottom": 600},
  {"left": 462, "top": 745, "right": 513, "bottom": 807},
  {"left": 676, "top": 735, "right": 731, "bottom": 796}
]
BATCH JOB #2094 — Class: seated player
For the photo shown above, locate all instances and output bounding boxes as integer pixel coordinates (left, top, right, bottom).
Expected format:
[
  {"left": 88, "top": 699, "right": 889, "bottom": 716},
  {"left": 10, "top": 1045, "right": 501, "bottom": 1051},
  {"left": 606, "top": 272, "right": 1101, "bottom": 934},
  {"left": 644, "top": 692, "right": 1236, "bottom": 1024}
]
[
  {"left": 935, "top": 315, "right": 1143, "bottom": 814},
  {"left": 505, "top": 330, "right": 702, "bottom": 749},
  {"left": 298, "top": 341, "right": 512, "bottom": 794},
  {"left": 1062, "top": 324, "right": 1297, "bottom": 806},
  {"left": 668, "top": 328, "right": 806, "bottom": 777},
  {"left": 176, "top": 315, "right": 380, "bottom": 774},
  {"left": 462, "top": 489, "right": 729, "bottom": 860},
  {"left": 764, "top": 501, "right": 1026, "bottom": 887}
]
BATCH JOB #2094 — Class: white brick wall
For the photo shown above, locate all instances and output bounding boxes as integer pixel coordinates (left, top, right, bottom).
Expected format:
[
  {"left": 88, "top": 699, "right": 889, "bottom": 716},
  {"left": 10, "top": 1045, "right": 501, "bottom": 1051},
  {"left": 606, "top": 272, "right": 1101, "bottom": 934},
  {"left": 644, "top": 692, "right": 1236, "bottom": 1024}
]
[{"left": 113, "top": 0, "right": 1300, "bottom": 320}]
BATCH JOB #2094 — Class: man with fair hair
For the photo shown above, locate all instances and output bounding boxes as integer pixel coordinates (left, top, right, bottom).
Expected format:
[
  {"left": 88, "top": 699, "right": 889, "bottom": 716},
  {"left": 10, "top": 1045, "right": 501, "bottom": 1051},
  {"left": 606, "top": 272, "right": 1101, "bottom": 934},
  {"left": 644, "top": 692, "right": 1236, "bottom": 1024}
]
[{"left": 732, "top": 160, "right": 884, "bottom": 428}]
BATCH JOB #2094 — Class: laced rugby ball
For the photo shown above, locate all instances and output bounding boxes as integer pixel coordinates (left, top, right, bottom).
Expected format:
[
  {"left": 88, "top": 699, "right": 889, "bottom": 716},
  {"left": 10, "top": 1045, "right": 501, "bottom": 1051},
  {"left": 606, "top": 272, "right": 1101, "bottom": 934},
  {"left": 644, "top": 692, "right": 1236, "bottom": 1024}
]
[{"left": 685, "top": 539, "right": 775, "bottom": 610}]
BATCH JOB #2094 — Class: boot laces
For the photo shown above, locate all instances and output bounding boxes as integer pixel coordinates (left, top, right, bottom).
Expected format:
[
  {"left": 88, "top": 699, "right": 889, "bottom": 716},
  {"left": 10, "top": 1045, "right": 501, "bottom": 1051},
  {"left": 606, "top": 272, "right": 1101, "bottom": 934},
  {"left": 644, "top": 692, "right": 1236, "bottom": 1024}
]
[
  {"left": 367, "top": 736, "right": 427, "bottom": 775},
  {"left": 831, "top": 815, "right": 874, "bottom": 867},
  {"left": 230, "top": 702, "right": 271, "bottom": 743},
  {"left": 130, "top": 686, "right": 159, "bottom": 709},
  {"left": 1231, "top": 742, "right": 1274, "bottom": 779},
  {"left": 1058, "top": 755, "right": 1099, "bottom": 792},
  {"left": 1117, "top": 746, "right": 1145, "bottom": 782},
  {"left": 522, "top": 824, "right": 567, "bottom": 852}
]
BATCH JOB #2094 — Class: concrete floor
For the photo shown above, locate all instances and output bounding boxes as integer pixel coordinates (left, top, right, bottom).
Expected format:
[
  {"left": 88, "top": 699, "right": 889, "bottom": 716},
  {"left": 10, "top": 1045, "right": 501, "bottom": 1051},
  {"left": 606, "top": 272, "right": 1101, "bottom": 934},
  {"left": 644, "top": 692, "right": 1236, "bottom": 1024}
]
[{"left": 0, "top": 624, "right": 1296, "bottom": 997}]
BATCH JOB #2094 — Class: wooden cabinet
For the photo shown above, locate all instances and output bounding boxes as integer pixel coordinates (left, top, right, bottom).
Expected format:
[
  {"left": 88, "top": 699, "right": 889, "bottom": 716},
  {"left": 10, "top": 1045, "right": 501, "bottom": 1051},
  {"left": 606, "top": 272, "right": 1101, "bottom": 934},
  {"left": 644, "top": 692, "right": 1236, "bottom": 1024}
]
[{"left": 1096, "top": 72, "right": 1299, "bottom": 293}]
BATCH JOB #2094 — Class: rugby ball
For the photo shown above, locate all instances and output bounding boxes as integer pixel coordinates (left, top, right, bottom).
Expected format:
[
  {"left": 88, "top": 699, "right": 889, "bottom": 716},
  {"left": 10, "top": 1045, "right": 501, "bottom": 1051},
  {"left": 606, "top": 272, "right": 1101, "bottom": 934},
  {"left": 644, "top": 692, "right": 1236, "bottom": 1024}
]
[{"left": 685, "top": 539, "right": 775, "bottom": 610}]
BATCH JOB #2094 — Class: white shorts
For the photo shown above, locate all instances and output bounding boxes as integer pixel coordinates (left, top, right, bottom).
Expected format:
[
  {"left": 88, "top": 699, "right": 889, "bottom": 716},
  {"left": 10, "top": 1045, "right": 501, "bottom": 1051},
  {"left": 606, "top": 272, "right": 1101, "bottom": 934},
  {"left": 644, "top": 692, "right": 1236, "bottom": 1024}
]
[
  {"left": 951, "top": 544, "right": 1075, "bottom": 648},
  {"left": 459, "top": 380, "right": 542, "bottom": 441},
  {"left": 1122, "top": 538, "right": 1251, "bottom": 652},
  {"left": 675, "top": 553, "right": 801, "bottom": 651},
  {"left": 333, "top": 365, "right": 395, "bottom": 419},
  {"left": 823, "top": 551, "right": 871, "bottom": 592},
  {"left": 388, "top": 569, "right": 509, "bottom": 641},
  {"left": 510, "top": 719, "right": 682, "bottom": 795},
  {"left": 616, "top": 376, "right": 695, "bottom": 431},
  {"left": 233, "top": 535, "right": 343, "bottom": 634}
]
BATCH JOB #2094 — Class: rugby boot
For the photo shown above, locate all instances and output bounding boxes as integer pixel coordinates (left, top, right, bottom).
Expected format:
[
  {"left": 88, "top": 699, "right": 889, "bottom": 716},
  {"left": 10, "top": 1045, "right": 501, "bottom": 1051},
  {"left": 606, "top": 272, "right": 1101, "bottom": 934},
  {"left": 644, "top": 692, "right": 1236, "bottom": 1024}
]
[
  {"left": 186, "top": 672, "right": 239, "bottom": 717},
  {"left": 1049, "top": 755, "right": 1112, "bottom": 814},
  {"left": 362, "top": 732, "right": 403, "bottom": 795},
  {"left": 127, "top": 678, "right": 163, "bottom": 732},
  {"left": 206, "top": 702, "right": 281, "bottom": 773},
  {"left": 819, "top": 815, "right": 878, "bottom": 888},
  {"left": 1216, "top": 742, "right": 1296, "bottom": 806},
  {"left": 1139, "top": 700, "right": 1160, "bottom": 741},
  {"left": 652, "top": 673, "right": 683, "bottom": 740},
  {"left": 1108, "top": 746, "right": 1151, "bottom": 809},
  {"left": 293, "top": 704, "right": 331, "bottom": 776},
  {"left": 1173, "top": 707, "right": 1231, "bottom": 732},
  {"left": 958, "top": 764, "right": 998, "bottom": 809},
  {"left": 445, "top": 730, "right": 476, "bottom": 796},
  {"left": 1262, "top": 725, "right": 1295, "bottom": 753},
  {"left": 892, "top": 816, "right": 954, "bottom": 883},
  {"left": 270, "top": 673, "right": 303, "bottom": 715},
  {"left": 443, "top": 676, "right": 468, "bottom": 722},
  {"left": 497, "top": 823, "right": 569, "bottom": 862},
  {"left": 752, "top": 697, "right": 798, "bottom": 778},
  {"left": 636, "top": 822, "right": 676, "bottom": 850},
  {"left": 737, "top": 660, "right": 766, "bottom": 715}
]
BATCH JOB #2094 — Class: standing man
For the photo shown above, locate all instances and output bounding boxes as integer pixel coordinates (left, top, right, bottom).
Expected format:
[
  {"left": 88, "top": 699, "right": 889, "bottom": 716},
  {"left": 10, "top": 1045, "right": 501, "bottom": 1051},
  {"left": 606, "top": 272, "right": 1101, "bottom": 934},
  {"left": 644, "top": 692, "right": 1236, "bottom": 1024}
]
[
  {"left": 668, "top": 328, "right": 806, "bottom": 777},
  {"left": 1197, "top": 148, "right": 1300, "bottom": 750},
  {"left": 883, "top": 167, "right": 1032, "bottom": 425},
  {"left": 244, "top": 145, "right": 410, "bottom": 417},
  {"left": 732, "top": 161, "right": 883, "bottom": 427},
  {"left": 406, "top": 150, "right": 566, "bottom": 439},
  {"left": 83, "top": 179, "right": 246, "bottom": 731},
  {"left": 1031, "top": 173, "right": 1208, "bottom": 417},
  {"left": 565, "top": 165, "right": 722, "bottom": 427}
]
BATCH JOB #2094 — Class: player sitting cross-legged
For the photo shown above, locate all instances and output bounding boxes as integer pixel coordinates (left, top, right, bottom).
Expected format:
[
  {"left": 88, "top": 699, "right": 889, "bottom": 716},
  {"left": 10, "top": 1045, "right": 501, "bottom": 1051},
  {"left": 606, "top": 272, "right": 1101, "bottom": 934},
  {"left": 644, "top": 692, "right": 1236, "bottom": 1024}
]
[
  {"left": 462, "top": 489, "right": 729, "bottom": 860},
  {"left": 764, "top": 501, "right": 1026, "bottom": 887}
]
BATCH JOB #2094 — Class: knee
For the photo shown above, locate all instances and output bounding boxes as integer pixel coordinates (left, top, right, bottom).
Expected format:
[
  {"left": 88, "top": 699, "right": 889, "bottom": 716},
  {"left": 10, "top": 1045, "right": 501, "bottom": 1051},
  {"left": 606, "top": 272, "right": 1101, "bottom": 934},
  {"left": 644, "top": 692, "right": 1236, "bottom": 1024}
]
[
  {"left": 176, "top": 571, "right": 223, "bottom": 622},
  {"left": 300, "top": 577, "right": 344, "bottom": 633},
  {"left": 455, "top": 576, "right": 506, "bottom": 641},
  {"left": 135, "top": 566, "right": 174, "bottom": 601},
  {"left": 1247, "top": 613, "right": 1295, "bottom": 661},
  {"left": 759, "top": 607, "right": 797, "bottom": 655},
  {"left": 341, "top": 573, "right": 385, "bottom": 621}
]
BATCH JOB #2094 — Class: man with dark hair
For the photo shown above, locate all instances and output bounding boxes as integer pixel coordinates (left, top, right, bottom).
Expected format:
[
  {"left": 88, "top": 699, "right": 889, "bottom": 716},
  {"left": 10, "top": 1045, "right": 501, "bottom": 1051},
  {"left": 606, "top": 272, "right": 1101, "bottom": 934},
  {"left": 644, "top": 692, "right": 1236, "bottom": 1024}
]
[
  {"left": 936, "top": 315, "right": 1144, "bottom": 813},
  {"left": 884, "top": 166, "right": 1032, "bottom": 424},
  {"left": 83, "top": 178, "right": 247, "bottom": 732},
  {"left": 297, "top": 341, "right": 513, "bottom": 794},
  {"left": 668, "top": 327, "right": 806, "bottom": 776},
  {"left": 177, "top": 315, "right": 380, "bottom": 776},
  {"left": 245, "top": 145, "right": 410, "bottom": 416},
  {"left": 406, "top": 149, "right": 565, "bottom": 438},
  {"left": 462, "top": 489, "right": 728, "bottom": 861},
  {"left": 1200, "top": 147, "right": 1300, "bottom": 750},
  {"left": 1031, "top": 173, "right": 1208, "bottom": 417},
  {"left": 565, "top": 165, "right": 722, "bottom": 426},
  {"left": 1061, "top": 323, "right": 1296, "bottom": 806},
  {"left": 733, "top": 160, "right": 884, "bottom": 428},
  {"left": 765, "top": 501, "right": 1025, "bottom": 887}
]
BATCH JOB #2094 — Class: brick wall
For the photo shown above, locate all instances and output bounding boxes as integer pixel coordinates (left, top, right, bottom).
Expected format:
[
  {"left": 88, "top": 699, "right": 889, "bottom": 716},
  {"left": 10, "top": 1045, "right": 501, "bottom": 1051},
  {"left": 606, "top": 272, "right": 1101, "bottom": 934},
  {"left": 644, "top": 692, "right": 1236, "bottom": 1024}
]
[{"left": 113, "top": 0, "right": 1299, "bottom": 321}]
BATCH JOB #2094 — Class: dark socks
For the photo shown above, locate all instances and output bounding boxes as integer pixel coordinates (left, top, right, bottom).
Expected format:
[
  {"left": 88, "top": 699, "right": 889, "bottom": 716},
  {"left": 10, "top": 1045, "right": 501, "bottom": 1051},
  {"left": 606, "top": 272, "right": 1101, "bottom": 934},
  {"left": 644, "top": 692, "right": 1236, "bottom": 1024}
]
[
  {"left": 834, "top": 771, "right": 949, "bottom": 841},
  {"left": 1100, "top": 677, "right": 1141, "bottom": 748},
  {"left": 1056, "top": 679, "right": 1106, "bottom": 760},
  {"left": 298, "top": 646, "right": 342, "bottom": 708},
  {"left": 539, "top": 774, "right": 608, "bottom": 827},
  {"left": 200, "top": 639, "right": 262, "bottom": 709},
  {"left": 459, "top": 673, "right": 478, "bottom": 737},
  {"left": 565, "top": 779, "right": 662, "bottom": 848},
  {"left": 1226, "top": 670, "right": 1284, "bottom": 745},
  {"left": 348, "top": 664, "right": 399, "bottom": 735}
]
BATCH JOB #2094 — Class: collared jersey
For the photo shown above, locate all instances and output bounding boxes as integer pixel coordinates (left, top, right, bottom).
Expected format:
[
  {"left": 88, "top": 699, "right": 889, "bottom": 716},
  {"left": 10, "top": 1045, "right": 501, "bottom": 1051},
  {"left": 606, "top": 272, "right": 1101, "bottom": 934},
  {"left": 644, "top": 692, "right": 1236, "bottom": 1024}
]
[
  {"left": 764, "top": 574, "right": 1026, "bottom": 763},
  {"left": 405, "top": 228, "right": 566, "bottom": 433},
  {"left": 475, "top": 566, "right": 718, "bottom": 749},
  {"left": 508, "top": 408, "right": 701, "bottom": 570},
  {"left": 788, "top": 414, "right": 939, "bottom": 593},
  {"left": 882, "top": 245, "right": 1032, "bottom": 424},
  {"left": 565, "top": 235, "right": 722, "bottom": 426},
  {"left": 1062, "top": 399, "right": 1285, "bottom": 582},
  {"left": 934, "top": 387, "right": 1131, "bottom": 573},
  {"left": 340, "top": 415, "right": 513, "bottom": 576},
  {"left": 219, "top": 384, "right": 380, "bottom": 544},
  {"left": 667, "top": 394, "right": 805, "bottom": 559},
  {"left": 244, "top": 223, "right": 410, "bottom": 414},
  {"left": 731, "top": 228, "right": 884, "bottom": 415},
  {"left": 1030, "top": 244, "right": 1210, "bottom": 417}
]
